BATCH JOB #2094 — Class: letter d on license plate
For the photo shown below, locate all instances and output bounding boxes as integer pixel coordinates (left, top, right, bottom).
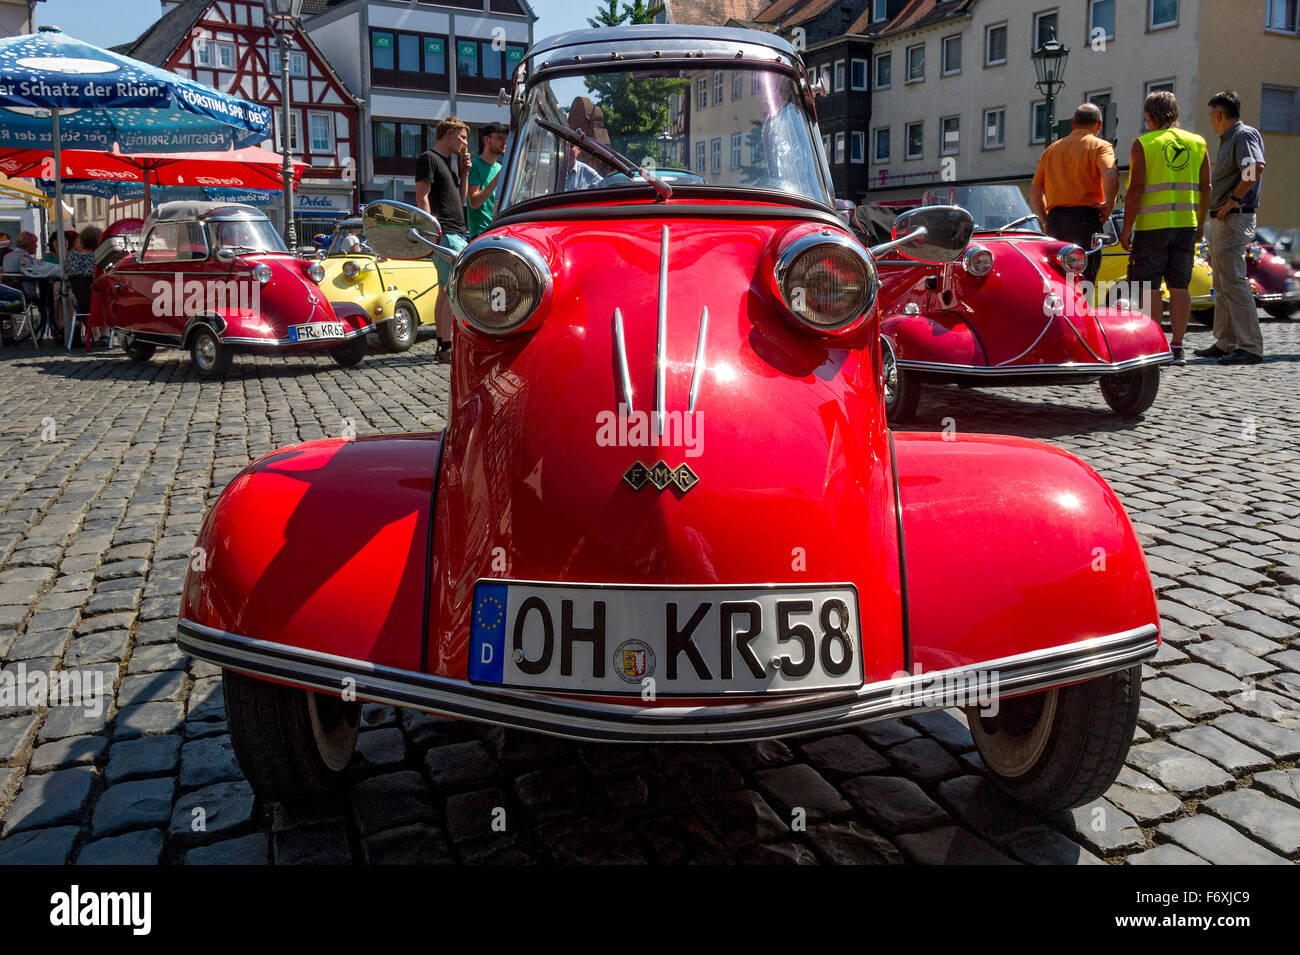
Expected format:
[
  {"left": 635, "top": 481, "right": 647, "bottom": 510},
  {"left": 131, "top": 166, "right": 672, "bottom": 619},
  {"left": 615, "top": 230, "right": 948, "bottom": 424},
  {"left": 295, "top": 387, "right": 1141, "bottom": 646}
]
[{"left": 468, "top": 580, "right": 863, "bottom": 696}]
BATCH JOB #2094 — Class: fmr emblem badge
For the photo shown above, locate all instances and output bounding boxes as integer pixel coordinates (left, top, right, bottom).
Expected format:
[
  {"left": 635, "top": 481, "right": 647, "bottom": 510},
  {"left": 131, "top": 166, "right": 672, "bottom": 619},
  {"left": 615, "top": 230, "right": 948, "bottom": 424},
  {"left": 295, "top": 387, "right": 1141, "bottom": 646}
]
[
  {"left": 623, "top": 461, "right": 699, "bottom": 493},
  {"left": 614, "top": 639, "right": 656, "bottom": 684}
]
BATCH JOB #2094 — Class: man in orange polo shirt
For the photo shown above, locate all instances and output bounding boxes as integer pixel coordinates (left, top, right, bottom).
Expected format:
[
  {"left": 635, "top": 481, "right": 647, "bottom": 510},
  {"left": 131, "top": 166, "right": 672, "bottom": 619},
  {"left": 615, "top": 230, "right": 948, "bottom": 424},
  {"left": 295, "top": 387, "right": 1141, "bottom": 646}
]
[{"left": 1030, "top": 103, "right": 1118, "bottom": 286}]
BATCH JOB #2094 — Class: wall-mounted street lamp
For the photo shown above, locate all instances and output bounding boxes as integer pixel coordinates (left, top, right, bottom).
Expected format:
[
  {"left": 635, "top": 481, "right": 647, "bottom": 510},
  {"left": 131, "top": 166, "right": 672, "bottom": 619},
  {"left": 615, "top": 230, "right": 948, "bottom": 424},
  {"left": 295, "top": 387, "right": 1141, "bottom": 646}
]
[
  {"left": 268, "top": 0, "right": 305, "bottom": 248},
  {"left": 1031, "top": 30, "right": 1069, "bottom": 146}
]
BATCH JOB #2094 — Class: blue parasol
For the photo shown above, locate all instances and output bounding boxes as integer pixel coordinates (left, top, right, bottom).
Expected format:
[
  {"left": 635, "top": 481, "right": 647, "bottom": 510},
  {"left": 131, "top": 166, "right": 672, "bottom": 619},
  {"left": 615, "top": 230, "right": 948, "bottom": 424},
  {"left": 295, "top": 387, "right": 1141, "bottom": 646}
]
[{"left": 0, "top": 25, "right": 272, "bottom": 346}]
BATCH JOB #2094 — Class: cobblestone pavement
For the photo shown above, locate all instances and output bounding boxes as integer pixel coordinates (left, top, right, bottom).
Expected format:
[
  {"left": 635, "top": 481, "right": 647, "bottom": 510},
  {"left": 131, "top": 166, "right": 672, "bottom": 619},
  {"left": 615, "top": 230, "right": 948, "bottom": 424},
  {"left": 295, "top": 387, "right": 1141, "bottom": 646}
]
[{"left": 0, "top": 323, "right": 1298, "bottom": 865}]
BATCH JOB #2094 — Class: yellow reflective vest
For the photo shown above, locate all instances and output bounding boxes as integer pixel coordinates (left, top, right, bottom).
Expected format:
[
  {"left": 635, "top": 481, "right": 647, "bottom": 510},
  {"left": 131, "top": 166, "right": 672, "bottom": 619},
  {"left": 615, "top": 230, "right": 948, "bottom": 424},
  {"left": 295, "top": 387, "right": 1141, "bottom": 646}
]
[{"left": 1129, "top": 126, "right": 1206, "bottom": 230}]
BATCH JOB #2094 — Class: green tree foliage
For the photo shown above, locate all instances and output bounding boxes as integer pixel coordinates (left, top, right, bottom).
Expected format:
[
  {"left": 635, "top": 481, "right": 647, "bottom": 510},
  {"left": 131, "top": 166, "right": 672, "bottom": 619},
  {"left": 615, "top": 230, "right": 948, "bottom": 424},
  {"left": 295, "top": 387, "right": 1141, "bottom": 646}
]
[{"left": 583, "top": 1, "right": 683, "bottom": 165}]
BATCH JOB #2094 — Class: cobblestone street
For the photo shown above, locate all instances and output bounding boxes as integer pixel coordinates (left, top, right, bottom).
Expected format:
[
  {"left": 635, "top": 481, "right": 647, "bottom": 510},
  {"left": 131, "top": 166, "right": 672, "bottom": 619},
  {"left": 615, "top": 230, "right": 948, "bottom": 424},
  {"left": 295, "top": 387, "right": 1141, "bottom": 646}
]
[{"left": 0, "top": 322, "right": 1298, "bottom": 865}]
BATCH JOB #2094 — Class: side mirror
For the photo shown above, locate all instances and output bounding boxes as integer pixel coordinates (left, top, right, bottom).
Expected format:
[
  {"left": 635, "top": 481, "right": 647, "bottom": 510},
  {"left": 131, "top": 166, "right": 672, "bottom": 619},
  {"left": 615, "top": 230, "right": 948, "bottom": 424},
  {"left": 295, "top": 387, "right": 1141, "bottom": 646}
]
[
  {"left": 1092, "top": 231, "right": 1117, "bottom": 251},
  {"left": 215, "top": 248, "right": 236, "bottom": 262},
  {"left": 874, "top": 205, "right": 974, "bottom": 263},
  {"left": 361, "top": 200, "right": 445, "bottom": 260}
]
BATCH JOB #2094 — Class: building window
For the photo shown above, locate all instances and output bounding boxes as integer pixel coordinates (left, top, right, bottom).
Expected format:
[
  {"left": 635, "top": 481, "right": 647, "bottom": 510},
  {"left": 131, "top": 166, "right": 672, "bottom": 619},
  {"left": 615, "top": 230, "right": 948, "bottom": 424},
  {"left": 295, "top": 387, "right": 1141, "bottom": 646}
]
[
  {"left": 372, "top": 31, "right": 394, "bottom": 70},
  {"left": 427, "top": 38, "right": 449, "bottom": 75},
  {"left": 695, "top": 141, "right": 706, "bottom": 173},
  {"left": 1149, "top": 0, "right": 1178, "bottom": 29},
  {"left": 905, "top": 122, "right": 923, "bottom": 159},
  {"left": 820, "top": 63, "right": 832, "bottom": 92},
  {"left": 308, "top": 112, "right": 332, "bottom": 153},
  {"left": 696, "top": 77, "right": 708, "bottom": 110},
  {"left": 710, "top": 137, "right": 722, "bottom": 174},
  {"left": 752, "top": 71, "right": 762, "bottom": 94},
  {"left": 983, "top": 108, "right": 1005, "bottom": 149},
  {"left": 985, "top": 23, "right": 1007, "bottom": 65},
  {"left": 732, "top": 72, "right": 743, "bottom": 100},
  {"left": 730, "top": 132, "right": 742, "bottom": 168},
  {"left": 872, "top": 0, "right": 888, "bottom": 21},
  {"left": 456, "top": 40, "right": 478, "bottom": 76},
  {"left": 941, "top": 116, "right": 959, "bottom": 154},
  {"left": 872, "top": 127, "right": 890, "bottom": 162},
  {"left": 713, "top": 71, "right": 724, "bottom": 105},
  {"left": 1267, "top": 0, "right": 1298, "bottom": 31},
  {"left": 216, "top": 42, "right": 235, "bottom": 69},
  {"left": 1086, "top": 90, "right": 1111, "bottom": 124},
  {"left": 750, "top": 137, "right": 764, "bottom": 164},
  {"left": 822, "top": 133, "right": 831, "bottom": 155},
  {"left": 851, "top": 131, "right": 865, "bottom": 163},
  {"left": 195, "top": 40, "right": 210, "bottom": 67},
  {"left": 851, "top": 58, "right": 868, "bottom": 90},
  {"left": 906, "top": 44, "right": 924, "bottom": 82},
  {"left": 1034, "top": 10, "right": 1059, "bottom": 49},
  {"left": 1031, "top": 101, "right": 1048, "bottom": 144},
  {"left": 834, "top": 131, "right": 846, "bottom": 164},
  {"left": 1261, "top": 84, "right": 1300, "bottom": 132},
  {"left": 1089, "top": 0, "right": 1116, "bottom": 40},
  {"left": 270, "top": 49, "right": 309, "bottom": 77},
  {"left": 276, "top": 111, "right": 301, "bottom": 153},
  {"left": 834, "top": 60, "right": 846, "bottom": 92},
  {"left": 374, "top": 121, "right": 396, "bottom": 159},
  {"left": 942, "top": 35, "right": 961, "bottom": 75},
  {"left": 874, "top": 52, "right": 891, "bottom": 89},
  {"left": 1145, "top": 79, "right": 1175, "bottom": 95}
]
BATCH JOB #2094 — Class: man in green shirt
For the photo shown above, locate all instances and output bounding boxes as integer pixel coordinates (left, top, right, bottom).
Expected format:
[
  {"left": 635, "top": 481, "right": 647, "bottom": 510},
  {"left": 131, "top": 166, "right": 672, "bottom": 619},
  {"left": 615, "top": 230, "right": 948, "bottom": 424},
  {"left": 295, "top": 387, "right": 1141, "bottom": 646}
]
[{"left": 467, "top": 122, "right": 509, "bottom": 238}]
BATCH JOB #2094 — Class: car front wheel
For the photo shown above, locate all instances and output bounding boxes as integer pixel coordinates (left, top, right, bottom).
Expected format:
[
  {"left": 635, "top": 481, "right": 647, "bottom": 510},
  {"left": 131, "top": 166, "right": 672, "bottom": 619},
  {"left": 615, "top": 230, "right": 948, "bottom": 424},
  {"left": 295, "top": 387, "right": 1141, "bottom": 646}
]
[
  {"left": 882, "top": 340, "right": 921, "bottom": 425},
  {"left": 189, "top": 327, "right": 232, "bottom": 380},
  {"left": 223, "top": 669, "right": 360, "bottom": 802},
  {"left": 1264, "top": 304, "right": 1295, "bottom": 320},
  {"left": 330, "top": 335, "right": 367, "bottom": 368},
  {"left": 123, "top": 339, "right": 155, "bottom": 363},
  {"left": 1099, "top": 365, "right": 1159, "bottom": 417},
  {"left": 965, "top": 665, "right": 1141, "bottom": 812},
  {"left": 377, "top": 300, "right": 417, "bottom": 352}
]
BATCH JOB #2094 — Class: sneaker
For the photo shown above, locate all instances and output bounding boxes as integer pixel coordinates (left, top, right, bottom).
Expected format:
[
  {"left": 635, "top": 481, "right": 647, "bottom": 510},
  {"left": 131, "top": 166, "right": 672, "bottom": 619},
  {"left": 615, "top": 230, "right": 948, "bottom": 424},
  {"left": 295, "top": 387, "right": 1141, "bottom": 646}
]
[
  {"left": 1218, "top": 348, "right": 1262, "bottom": 365},
  {"left": 1169, "top": 345, "right": 1186, "bottom": 366},
  {"left": 1193, "top": 343, "right": 1230, "bottom": 359}
]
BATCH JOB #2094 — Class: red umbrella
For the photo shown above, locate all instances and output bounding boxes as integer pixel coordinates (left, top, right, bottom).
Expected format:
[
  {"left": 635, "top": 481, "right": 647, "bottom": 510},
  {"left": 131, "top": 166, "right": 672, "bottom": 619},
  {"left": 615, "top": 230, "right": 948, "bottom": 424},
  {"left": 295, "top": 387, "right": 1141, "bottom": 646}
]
[{"left": 0, "top": 145, "right": 307, "bottom": 197}]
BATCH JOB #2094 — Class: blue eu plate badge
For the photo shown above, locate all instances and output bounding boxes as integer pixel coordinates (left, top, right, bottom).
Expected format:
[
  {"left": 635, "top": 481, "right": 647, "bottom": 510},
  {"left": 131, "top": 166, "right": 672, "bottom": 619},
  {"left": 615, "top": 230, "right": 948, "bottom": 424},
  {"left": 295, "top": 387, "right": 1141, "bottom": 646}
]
[{"left": 469, "top": 581, "right": 508, "bottom": 684}]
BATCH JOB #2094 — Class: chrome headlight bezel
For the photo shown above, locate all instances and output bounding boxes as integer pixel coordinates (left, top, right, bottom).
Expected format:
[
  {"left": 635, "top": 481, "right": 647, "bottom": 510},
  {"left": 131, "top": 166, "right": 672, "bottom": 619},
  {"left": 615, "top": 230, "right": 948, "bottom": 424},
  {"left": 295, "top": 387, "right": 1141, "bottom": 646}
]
[
  {"left": 773, "top": 229, "right": 879, "bottom": 333},
  {"left": 448, "top": 235, "right": 552, "bottom": 335},
  {"left": 962, "top": 245, "right": 994, "bottom": 276},
  {"left": 252, "top": 263, "right": 272, "bottom": 285},
  {"left": 306, "top": 262, "right": 326, "bottom": 284},
  {"left": 341, "top": 260, "right": 361, "bottom": 280},
  {"left": 1056, "top": 244, "right": 1087, "bottom": 274}
]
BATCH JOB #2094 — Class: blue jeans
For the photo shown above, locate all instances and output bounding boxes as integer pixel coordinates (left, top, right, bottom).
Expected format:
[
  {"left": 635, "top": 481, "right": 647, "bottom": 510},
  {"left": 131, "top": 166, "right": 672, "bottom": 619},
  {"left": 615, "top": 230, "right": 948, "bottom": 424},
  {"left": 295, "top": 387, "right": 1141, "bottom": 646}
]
[{"left": 435, "top": 232, "right": 468, "bottom": 288}]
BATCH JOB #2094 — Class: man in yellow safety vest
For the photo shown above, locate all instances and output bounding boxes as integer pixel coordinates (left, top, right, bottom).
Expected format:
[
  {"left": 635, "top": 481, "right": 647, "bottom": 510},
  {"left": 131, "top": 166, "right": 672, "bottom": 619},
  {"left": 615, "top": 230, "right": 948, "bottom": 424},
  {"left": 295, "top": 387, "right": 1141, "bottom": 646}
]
[{"left": 1120, "top": 90, "right": 1211, "bottom": 366}]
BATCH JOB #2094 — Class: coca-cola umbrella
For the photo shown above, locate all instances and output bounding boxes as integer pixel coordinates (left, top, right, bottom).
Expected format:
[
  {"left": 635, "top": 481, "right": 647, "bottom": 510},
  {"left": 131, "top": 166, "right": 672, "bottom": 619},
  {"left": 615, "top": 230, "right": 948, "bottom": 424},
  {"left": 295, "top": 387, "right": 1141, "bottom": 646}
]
[
  {"left": 0, "top": 25, "right": 272, "bottom": 346},
  {"left": 0, "top": 144, "right": 307, "bottom": 207}
]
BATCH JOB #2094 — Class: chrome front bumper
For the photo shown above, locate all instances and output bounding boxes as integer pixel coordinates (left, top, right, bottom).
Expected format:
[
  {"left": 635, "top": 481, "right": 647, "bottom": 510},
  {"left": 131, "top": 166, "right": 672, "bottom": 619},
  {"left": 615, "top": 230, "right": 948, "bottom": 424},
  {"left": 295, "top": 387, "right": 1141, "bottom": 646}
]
[
  {"left": 177, "top": 619, "right": 1159, "bottom": 743},
  {"left": 1254, "top": 290, "right": 1300, "bottom": 304},
  {"left": 897, "top": 352, "right": 1173, "bottom": 377}
]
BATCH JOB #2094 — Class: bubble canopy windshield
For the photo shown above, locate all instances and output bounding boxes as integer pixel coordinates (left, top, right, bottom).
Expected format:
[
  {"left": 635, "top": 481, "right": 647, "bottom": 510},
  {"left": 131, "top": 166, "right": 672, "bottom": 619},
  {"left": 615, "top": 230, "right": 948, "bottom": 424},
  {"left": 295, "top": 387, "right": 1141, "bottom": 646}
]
[{"left": 503, "top": 63, "right": 834, "bottom": 210}]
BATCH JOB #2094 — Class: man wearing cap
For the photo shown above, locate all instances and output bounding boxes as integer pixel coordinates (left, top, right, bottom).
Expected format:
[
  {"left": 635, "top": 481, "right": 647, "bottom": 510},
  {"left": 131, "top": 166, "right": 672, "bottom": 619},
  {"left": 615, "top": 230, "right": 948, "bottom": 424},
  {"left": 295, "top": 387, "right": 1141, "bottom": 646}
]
[{"left": 467, "top": 122, "right": 509, "bottom": 239}]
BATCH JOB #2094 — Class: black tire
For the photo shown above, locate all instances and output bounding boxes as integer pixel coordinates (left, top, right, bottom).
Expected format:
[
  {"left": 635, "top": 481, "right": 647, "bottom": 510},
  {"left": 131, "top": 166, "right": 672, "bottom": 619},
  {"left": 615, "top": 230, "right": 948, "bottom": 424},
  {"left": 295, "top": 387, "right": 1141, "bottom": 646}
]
[
  {"left": 882, "top": 340, "right": 921, "bottom": 425},
  {"left": 123, "top": 339, "right": 155, "bottom": 363},
  {"left": 377, "top": 300, "right": 417, "bottom": 352},
  {"left": 1191, "top": 307, "right": 1215, "bottom": 326},
  {"left": 1264, "top": 305, "right": 1295, "bottom": 320},
  {"left": 330, "top": 335, "right": 367, "bottom": 368},
  {"left": 1099, "top": 365, "right": 1159, "bottom": 418},
  {"left": 966, "top": 665, "right": 1141, "bottom": 812},
  {"left": 223, "top": 669, "right": 360, "bottom": 803},
  {"left": 188, "top": 326, "right": 232, "bottom": 380}
]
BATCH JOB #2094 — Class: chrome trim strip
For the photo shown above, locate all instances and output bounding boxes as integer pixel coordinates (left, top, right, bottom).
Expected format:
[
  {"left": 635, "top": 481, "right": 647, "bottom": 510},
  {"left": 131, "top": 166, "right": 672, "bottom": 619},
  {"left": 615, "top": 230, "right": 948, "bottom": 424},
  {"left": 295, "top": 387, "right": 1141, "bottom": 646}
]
[
  {"left": 220, "top": 324, "right": 371, "bottom": 347},
  {"left": 688, "top": 305, "right": 708, "bottom": 414},
  {"left": 178, "top": 619, "right": 1158, "bottom": 743},
  {"left": 1255, "top": 291, "right": 1300, "bottom": 303},
  {"left": 655, "top": 225, "right": 668, "bottom": 438},
  {"left": 1059, "top": 313, "right": 1110, "bottom": 364},
  {"left": 613, "top": 307, "right": 634, "bottom": 412},
  {"left": 897, "top": 352, "right": 1173, "bottom": 376}
]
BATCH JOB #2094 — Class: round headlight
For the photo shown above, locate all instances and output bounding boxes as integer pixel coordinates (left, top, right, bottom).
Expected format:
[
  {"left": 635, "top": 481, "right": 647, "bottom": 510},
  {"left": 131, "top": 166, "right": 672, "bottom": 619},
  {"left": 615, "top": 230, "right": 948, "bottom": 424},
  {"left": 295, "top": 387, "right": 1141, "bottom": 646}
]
[
  {"left": 774, "top": 231, "right": 877, "bottom": 331},
  {"left": 1056, "top": 244, "right": 1087, "bottom": 274},
  {"left": 341, "top": 260, "right": 360, "bottom": 279},
  {"left": 307, "top": 262, "right": 325, "bottom": 283},
  {"left": 1246, "top": 247, "right": 1262, "bottom": 263},
  {"left": 962, "top": 245, "right": 994, "bottom": 276},
  {"left": 449, "top": 237, "right": 551, "bottom": 334},
  {"left": 252, "top": 263, "right": 272, "bottom": 285}
]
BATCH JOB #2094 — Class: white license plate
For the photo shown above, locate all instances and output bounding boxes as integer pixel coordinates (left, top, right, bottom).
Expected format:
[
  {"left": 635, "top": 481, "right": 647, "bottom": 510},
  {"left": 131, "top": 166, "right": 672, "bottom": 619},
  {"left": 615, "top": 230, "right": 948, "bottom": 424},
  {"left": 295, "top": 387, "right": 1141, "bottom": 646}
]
[
  {"left": 468, "top": 581, "right": 863, "bottom": 695},
  {"left": 289, "top": 321, "right": 344, "bottom": 342}
]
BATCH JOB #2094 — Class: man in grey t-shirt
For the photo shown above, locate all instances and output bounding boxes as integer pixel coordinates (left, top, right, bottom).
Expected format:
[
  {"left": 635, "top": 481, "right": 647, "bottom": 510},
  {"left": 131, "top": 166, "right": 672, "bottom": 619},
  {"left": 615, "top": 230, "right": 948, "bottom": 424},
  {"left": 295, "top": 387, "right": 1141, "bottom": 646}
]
[{"left": 1195, "top": 90, "right": 1266, "bottom": 364}]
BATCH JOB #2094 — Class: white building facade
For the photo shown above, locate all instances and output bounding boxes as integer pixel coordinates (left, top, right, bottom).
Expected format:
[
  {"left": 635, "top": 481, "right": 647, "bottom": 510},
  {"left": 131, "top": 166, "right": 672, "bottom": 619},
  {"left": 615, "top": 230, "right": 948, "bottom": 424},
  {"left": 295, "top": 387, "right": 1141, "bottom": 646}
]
[{"left": 865, "top": 0, "right": 1198, "bottom": 198}]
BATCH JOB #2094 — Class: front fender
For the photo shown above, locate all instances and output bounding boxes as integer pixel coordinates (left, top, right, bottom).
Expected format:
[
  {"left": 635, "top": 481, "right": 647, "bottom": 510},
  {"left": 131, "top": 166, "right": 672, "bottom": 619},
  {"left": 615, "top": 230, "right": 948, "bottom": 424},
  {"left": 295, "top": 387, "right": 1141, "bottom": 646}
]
[
  {"left": 892, "top": 431, "right": 1159, "bottom": 672},
  {"left": 180, "top": 433, "right": 440, "bottom": 671},
  {"left": 1092, "top": 306, "right": 1169, "bottom": 363},
  {"left": 883, "top": 312, "right": 986, "bottom": 366}
]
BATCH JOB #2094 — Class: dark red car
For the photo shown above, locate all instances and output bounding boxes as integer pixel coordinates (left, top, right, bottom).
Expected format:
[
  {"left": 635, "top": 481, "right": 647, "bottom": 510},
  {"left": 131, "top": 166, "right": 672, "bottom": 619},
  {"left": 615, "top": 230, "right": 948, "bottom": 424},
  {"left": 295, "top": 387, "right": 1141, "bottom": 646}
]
[{"left": 90, "top": 201, "right": 371, "bottom": 378}]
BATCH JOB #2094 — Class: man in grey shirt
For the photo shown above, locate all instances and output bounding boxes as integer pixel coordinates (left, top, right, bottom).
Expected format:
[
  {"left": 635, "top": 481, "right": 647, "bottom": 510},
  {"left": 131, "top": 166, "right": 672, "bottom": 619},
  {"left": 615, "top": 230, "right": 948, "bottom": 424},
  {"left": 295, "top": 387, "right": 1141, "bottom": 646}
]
[{"left": 1195, "top": 90, "right": 1266, "bottom": 364}]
